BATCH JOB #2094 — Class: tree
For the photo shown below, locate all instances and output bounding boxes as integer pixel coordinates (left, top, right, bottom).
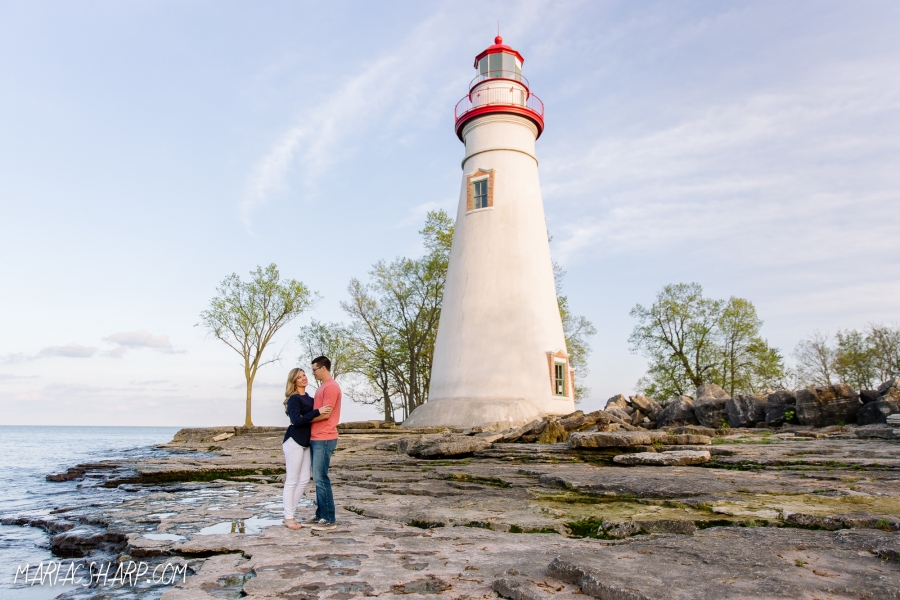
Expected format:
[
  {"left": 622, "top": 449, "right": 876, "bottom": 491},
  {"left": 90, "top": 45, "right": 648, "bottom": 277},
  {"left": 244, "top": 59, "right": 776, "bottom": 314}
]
[
  {"left": 629, "top": 283, "right": 785, "bottom": 399},
  {"left": 629, "top": 283, "right": 722, "bottom": 399},
  {"left": 553, "top": 263, "right": 597, "bottom": 400},
  {"left": 297, "top": 320, "right": 361, "bottom": 381},
  {"left": 833, "top": 329, "right": 877, "bottom": 390},
  {"left": 865, "top": 324, "right": 900, "bottom": 384},
  {"left": 341, "top": 210, "right": 453, "bottom": 421},
  {"left": 793, "top": 331, "right": 835, "bottom": 386},
  {"left": 199, "top": 264, "right": 316, "bottom": 426},
  {"left": 793, "top": 325, "right": 900, "bottom": 390}
]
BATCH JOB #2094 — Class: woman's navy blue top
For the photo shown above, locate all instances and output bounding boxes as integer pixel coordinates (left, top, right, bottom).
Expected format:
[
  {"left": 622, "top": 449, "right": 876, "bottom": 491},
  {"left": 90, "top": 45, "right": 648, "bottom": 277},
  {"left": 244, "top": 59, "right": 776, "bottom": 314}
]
[{"left": 283, "top": 393, "right": 320, "bottom": 447}]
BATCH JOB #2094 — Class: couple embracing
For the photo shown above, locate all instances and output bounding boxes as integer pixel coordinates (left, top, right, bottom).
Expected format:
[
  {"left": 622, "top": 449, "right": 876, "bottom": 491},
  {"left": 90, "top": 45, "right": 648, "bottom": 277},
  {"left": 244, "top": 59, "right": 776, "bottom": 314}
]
[{"left": 281, "top": 355, "right": 341, "bottom": 531}]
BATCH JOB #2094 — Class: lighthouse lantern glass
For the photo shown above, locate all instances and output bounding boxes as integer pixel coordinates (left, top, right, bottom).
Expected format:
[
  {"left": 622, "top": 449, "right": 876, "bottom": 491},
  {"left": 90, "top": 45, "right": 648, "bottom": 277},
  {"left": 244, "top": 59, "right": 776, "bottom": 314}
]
[{"left": 478, "top": 52, "right": 522, "bottom": 81}]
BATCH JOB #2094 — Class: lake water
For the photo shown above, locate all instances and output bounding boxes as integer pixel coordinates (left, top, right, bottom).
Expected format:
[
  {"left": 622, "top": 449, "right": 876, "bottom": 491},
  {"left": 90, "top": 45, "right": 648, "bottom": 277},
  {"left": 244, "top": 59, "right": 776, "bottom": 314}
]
[{"left": 0, "top": 426, "right": 181, "bottom": 600}]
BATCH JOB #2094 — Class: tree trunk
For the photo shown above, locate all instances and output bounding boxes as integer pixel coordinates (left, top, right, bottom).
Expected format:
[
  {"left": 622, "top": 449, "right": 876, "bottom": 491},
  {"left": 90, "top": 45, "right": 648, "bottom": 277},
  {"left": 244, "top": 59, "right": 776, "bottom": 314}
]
[{"left": 245, "top": 375, "right": 254, "bottom": 427}]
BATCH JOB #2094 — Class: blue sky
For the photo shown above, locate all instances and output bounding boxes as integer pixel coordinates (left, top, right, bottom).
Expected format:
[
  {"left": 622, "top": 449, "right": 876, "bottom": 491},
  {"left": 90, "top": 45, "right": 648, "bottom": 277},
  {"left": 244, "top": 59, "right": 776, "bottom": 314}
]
[{"left": 1, "top": 1, "right": 898, "bottom": 426}]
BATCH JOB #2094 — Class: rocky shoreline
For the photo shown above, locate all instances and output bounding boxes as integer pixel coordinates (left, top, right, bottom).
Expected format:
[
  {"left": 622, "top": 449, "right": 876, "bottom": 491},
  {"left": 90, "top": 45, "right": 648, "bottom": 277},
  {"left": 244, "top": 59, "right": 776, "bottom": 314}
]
[{"left": 5, "top": 416, "right": 899, "bottom": 599}]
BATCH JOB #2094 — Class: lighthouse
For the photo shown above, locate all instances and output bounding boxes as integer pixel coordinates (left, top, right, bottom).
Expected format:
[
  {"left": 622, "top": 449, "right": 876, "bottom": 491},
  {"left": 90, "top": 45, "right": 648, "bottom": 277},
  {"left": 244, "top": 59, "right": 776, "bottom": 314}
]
[{"left": 404, "top": 36, "right": 575, "bottom": 430}]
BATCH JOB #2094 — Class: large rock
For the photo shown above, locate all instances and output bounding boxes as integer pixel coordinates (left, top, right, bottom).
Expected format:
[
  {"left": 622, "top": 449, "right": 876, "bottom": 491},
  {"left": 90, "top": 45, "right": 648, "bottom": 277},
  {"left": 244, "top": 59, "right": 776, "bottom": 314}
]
[
  {"left": 406, "top": 436, "right": 493, "bottom": 458},
  {"left": 604, "top": 394, "right": 628, "bottom": 410},
  {"left": 693, "top": 397, "right": 729, "bottom": 429},
  {"left": 877, "top": 376, "right": 900, "bottom": 395},
  {"left": 765, "top": 390, "right": 797, "bottom": 426},
  {"left": 603, "top": 407, "right": 632, "bottom": 423},
  {"left": 857, "top": 398, "right": 900, "bottom": 425},
  {"left": 695, "top": 383, "right": 729, "bottom": 400},
  {"left": 557, "top": 410, "right": 605, "bottom": 433},
  {"left": 613, "top": 450, "right": 711, "bottom": 466},
  {"left": 726, "top": 394, "right": 767, "bottom": 428},
  {"left": 656, "top": 396, "right": 698, "bottom": 428},
  {"left": 629, "top": 395, "right": 662, "bottom": 419},
  {"left": 568, "top": 431, "right": 653, "bottom": 448},
  {"left": 537, "top": 419, "right": 569, "bottom": 444},
  {"left": 860, "top": 389, "right": 881, "bottom": 404},
  {"left": 795, "top": 384, "right": 861, "bottom": 427}
]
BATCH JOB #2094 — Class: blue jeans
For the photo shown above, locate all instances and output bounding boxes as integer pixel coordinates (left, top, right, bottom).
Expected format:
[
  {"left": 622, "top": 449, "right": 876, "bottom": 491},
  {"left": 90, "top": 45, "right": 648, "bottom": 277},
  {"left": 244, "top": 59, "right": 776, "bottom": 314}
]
[{"left": 310, "top": 438, "right": 338, "bottom": 523}]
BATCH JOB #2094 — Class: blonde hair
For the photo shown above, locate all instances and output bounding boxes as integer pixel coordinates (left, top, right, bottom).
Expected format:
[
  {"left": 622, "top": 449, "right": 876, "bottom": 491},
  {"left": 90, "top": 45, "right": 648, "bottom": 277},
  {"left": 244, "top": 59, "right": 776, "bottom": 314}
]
[{"left": 283, "top": 368, "right": 305, "bottom": 415}]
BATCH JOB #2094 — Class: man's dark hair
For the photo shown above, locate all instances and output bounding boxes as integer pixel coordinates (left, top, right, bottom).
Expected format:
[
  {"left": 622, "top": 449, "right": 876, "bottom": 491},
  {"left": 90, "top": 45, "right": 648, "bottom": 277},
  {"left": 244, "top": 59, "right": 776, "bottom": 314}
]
[{"left": 312, "top": 355, "right": 331, "bottom": 372}]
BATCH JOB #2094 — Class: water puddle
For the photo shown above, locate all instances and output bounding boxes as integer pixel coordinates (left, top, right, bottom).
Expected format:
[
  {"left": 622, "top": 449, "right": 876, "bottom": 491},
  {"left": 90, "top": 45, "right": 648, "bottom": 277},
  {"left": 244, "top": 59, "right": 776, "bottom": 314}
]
[
  {"left": 143, "top": 533, "right": 186, "bottom": 541},
  {"left": 198, "top": 516, "right": 282, "bottom": 535},
  {"left": 151, "top": 512, "right": 177, "bottom": 519}
]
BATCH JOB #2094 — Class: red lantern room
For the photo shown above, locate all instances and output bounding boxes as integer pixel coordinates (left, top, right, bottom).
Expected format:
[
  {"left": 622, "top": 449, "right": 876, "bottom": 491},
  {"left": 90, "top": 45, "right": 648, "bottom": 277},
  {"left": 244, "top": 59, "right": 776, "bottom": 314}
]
[{"left": 454, "top": 36, "right": 545, "bottom": 141}]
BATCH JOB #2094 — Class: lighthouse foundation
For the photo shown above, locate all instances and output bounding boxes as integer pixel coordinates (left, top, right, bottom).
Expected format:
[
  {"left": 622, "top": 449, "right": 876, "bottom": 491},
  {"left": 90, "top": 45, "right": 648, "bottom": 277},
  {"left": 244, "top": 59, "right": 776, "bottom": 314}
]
[{"left": 403, "top": 397, "right": 545, "bottom": 430}]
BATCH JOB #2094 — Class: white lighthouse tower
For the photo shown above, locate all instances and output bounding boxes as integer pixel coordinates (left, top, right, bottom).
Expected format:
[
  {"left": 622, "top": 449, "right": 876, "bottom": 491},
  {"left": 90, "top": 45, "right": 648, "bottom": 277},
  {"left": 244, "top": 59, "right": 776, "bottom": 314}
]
[{"left": 404, "top": 36, "right": 575, "bottom": 430}]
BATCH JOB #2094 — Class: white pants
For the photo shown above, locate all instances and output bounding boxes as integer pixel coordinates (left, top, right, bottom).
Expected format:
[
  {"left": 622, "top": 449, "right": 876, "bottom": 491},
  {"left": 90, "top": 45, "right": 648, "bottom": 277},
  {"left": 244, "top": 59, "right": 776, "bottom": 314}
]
[{"left": 282, "top": 438, "right": 312, "bottom": 520}]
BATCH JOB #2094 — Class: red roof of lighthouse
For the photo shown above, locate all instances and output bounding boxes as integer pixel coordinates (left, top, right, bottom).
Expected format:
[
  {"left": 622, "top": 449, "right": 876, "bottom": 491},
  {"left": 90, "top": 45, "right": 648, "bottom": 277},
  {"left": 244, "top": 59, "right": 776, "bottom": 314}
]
[{"left": 473, "top": 36, "right": 525, "bottom": 68}]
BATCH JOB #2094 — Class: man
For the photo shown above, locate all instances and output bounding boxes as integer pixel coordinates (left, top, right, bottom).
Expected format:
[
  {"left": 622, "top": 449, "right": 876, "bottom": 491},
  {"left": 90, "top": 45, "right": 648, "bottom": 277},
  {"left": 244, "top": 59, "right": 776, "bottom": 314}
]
[{"left": 308, "top": 355, "right": 341, "bottom": 531}]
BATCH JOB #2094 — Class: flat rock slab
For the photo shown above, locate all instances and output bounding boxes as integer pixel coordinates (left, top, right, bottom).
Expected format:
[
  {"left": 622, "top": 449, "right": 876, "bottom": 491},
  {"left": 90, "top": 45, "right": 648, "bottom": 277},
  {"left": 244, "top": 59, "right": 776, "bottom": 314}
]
[
  {"left": 547, "top": 527, "right": 900, "bottom": 600},
  {"left": 406, "top": 435, "right": 493, "bottom": 458},
  {"left": 614, "top": 450, "right": 711, "bottom": 466},
  {"left": 569, "top": 431, "right": 659, "bottom": 448}
]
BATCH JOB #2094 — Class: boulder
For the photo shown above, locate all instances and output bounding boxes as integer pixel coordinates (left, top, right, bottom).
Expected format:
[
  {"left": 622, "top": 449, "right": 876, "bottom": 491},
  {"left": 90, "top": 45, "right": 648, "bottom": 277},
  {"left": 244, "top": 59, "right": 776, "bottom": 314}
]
[
  {"left": 656, "top": 396, "right": 698, "bottom": 428},
  {"left": 857, "top": 398, "right": 900, "bottom": 425},
  {"left": 877, "top": 377, "right": 900, "bottom": 395},
  {"left": 613, "top": 450, "right": 711, "bottom": 466},
  {"left": 629, "top": 395, "right": 662, "bottom": 419},
  {"left": 765, "top": 390, "right": 797, "bottom": 426},
  {"left": 630, "top": 410, "right": 645, "bottom": 426},
  {"left": 558, "top": 410, "right": 604, "bottom": 432},
  {"left": 604, "top": 394, "right": 629, "bottom": 410},
  {"left": 500, "top": 419, "right": 543, "bottom": 443},
  {"left": 795, "top": 384, "right": 860, "bottom": 427},
  {"left": 406, "top": 436, "right": 493, "bottom": 458},
  {"left": 568, "top": 431, "right": 653, "bottom": 448},
  {"left": 603, "top": 407, "right": 632, "bottom": 423},
  {"left": 695, "top": 383, "right": 729, "bottom": 400},
  {"left": 537, "top": 419, "right": 569, "bottom": 444},
  {"left": 860, "top": 390, "right": 881, "bottom": 404},
  {"left": 693, "top": 398, "right": 729, "bottom": 429},
  {"left": 726, "top": 394, "right": 767, "bottom": 428}
]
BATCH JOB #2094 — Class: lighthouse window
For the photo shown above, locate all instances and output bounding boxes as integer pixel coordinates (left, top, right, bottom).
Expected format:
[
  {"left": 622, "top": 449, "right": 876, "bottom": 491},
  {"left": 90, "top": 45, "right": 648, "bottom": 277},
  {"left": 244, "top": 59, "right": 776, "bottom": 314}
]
[
  {"left": 473, "top": 179, "right": 489, "bottom": 209},
  {"left": 554, "top": 363, "right": 566, "bottom": 396}
]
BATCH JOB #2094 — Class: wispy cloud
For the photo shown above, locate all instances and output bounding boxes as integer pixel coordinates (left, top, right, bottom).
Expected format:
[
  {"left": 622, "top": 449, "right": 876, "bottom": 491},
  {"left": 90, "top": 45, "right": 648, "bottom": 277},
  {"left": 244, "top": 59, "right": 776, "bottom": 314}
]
[
  {"left": 239, "top": 10, "right": 476, "bottom": 231},
  {"left": 103, "top": 330, "right": 184, "bottom": 357}
]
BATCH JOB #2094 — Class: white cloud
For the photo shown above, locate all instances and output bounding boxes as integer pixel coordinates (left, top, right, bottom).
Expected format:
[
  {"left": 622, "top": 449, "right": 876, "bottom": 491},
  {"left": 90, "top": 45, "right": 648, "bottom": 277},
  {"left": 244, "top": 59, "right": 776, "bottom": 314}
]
[
  {"left": 103, "top": 330, "right": 183, "bottom": 356},
  {"left": 37, "top": 343, "right": 98, "bottom": 358}
]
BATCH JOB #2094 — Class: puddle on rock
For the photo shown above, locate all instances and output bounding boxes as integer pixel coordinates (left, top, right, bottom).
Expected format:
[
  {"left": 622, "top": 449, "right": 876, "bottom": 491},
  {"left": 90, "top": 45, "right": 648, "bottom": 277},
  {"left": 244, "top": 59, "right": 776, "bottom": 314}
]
[
  {"left": 143, "top": 533, "right": 187, "bottom": 541},
  {"left": 201, "top": 571, "right": 257, "bottom": 599},
  {"left": 392, "top": 575, "right": 452, "bottom": 594},
  {"left": 198, "top": 516, "right": 282, "bottom": 535}
]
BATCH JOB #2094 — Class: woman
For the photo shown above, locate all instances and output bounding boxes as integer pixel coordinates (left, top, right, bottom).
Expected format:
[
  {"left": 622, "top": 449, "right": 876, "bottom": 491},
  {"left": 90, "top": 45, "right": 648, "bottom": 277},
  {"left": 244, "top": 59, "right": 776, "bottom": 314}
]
[{"left": 282, "top": 367, "right": 332, "bottom": 529}]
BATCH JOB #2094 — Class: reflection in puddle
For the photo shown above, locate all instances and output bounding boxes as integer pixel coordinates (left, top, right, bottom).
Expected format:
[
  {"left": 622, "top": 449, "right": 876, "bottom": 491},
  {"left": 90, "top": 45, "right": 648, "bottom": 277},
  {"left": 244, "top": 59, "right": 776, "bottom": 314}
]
[
  {"left": 143, "top": 533, "right": 187, "bottom": 541},
  {"left": 198, "top": 516, "right": 282, "bottom": 535}
]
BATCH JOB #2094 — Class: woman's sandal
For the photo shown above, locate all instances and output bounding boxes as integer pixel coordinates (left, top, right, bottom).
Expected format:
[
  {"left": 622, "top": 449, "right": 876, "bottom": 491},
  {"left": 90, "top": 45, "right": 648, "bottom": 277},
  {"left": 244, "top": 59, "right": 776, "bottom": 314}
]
[{"left": 283, "top": 519, "right": 302, "bottom": 530}]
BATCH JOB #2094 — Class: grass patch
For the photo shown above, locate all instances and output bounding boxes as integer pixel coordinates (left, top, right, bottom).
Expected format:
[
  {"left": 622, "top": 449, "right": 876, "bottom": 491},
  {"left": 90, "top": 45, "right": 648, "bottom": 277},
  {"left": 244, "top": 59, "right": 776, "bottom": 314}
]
[
  {"left": 565, "top": 518, "right": 607, "bottom": 539},
  {"left": 876, "top": 519, "right": 892, "bottom": 531},
  {"left": 464, "top": 521, "right": 493, "bottom": 530},
  {"left": 408, "top": 519, "right": 444, "bottom": 529}
]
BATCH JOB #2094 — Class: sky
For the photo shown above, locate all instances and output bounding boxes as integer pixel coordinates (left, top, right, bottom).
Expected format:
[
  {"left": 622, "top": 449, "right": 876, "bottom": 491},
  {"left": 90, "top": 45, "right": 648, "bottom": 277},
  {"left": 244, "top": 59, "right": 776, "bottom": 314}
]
[{"left": 1, "top": 1, "right": 898, "bottom": 427}]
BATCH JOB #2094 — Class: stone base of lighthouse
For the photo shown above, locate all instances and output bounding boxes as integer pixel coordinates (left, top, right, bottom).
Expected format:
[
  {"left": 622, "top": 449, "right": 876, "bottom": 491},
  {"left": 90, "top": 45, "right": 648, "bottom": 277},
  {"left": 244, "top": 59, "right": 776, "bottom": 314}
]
[{"left": 403, "top": 396, "right": 574, "bottom": 431}]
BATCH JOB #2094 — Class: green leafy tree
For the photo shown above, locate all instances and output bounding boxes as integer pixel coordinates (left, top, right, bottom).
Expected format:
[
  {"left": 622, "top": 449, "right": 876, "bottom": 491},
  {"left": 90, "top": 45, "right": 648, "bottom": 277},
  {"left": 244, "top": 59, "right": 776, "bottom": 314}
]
[
  {"left": 297, "top": 320, "right": 361, "bottom": 381},
  {"left": 794, "top": 325, "right": 900, "bottom": 390},
  {"left": 629, "top": 283, "right": 722, "bottom": 399},
  {"left": 199, "top": 264, "right": 316, "bottom": 426},
  {"left": 834, "top": 329, "right": 877, "bottom": 390},
  {"left": 553, "top": 263, "right": 597, "bottom": 400},
  {"left": 629, "top": 283, "right": 785, "bottom": 399},
  {"left": 341, "top": 210, "right": 453, "bottom": 421}
]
